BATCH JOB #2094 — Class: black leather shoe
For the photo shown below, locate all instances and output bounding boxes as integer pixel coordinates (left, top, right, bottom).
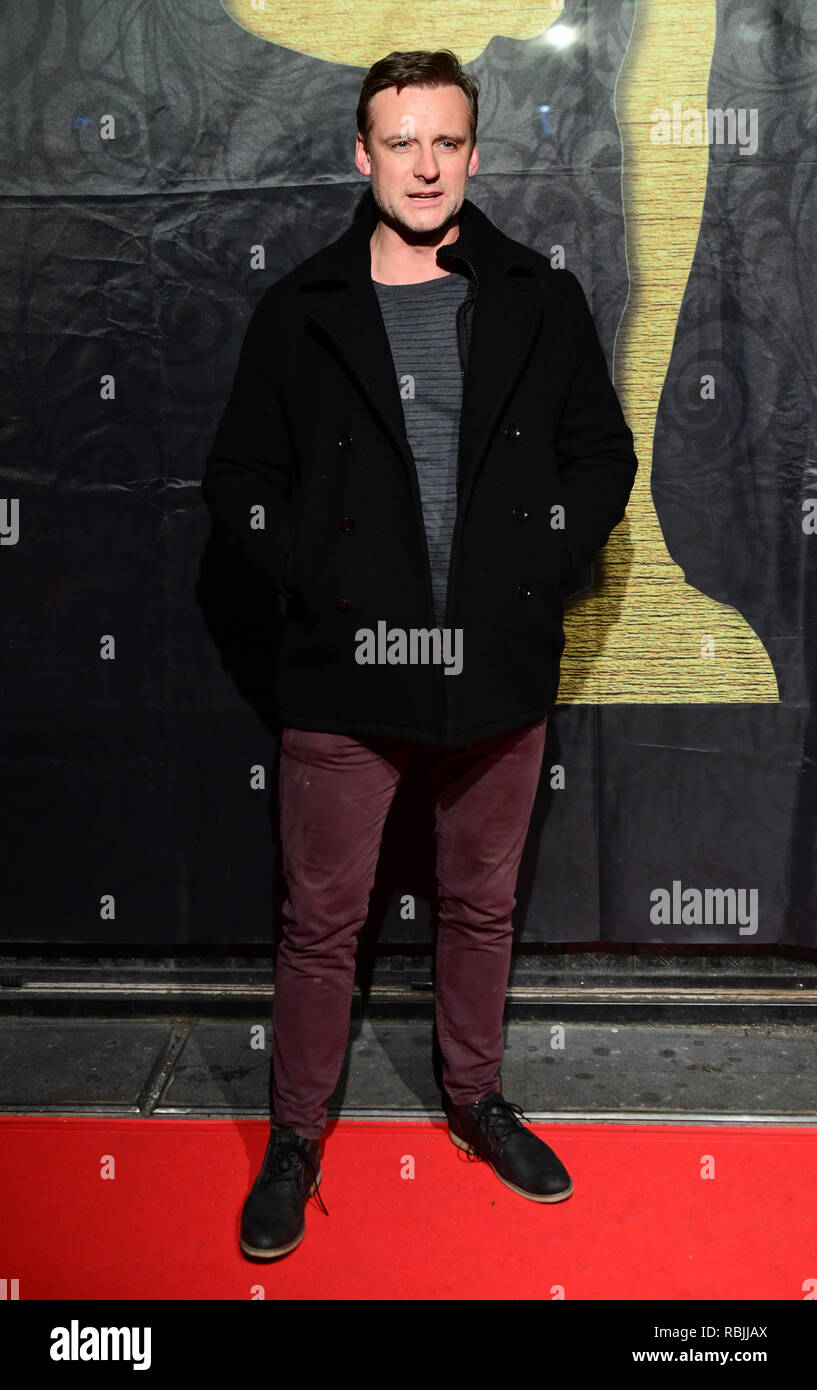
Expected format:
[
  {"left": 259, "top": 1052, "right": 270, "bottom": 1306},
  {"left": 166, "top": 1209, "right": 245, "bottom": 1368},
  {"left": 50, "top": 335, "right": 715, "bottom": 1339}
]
[
  {"left": 240, "top": 1125, "right": 327, "bottom": 1259},
  {"left": 447, "top": 1091, "right": 573, "bottom": 1203}
]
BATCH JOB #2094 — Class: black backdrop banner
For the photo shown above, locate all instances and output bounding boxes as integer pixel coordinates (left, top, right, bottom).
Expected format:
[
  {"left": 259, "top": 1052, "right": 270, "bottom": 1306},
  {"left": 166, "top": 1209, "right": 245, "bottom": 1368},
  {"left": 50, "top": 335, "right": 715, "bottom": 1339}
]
[{"left": 2, "top": 0, "right": 816, "bottom": 946}]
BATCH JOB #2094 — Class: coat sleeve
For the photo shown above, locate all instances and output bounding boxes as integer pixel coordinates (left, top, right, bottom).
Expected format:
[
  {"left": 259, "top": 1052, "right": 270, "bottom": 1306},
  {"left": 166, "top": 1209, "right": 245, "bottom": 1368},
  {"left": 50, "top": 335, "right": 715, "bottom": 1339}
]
[
  {"left": 201, "top": 289, "right": 297, "bottom": 598},
  {"left": 553, "top": 271, "right": 638, "bottom": 580}
]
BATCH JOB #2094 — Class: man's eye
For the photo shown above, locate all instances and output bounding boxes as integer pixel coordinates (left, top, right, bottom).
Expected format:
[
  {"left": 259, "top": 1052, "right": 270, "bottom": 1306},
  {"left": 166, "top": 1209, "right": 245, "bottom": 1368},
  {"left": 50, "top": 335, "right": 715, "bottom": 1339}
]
[{"left": 391, "top": 140, "right": 457, "bottom": 150}]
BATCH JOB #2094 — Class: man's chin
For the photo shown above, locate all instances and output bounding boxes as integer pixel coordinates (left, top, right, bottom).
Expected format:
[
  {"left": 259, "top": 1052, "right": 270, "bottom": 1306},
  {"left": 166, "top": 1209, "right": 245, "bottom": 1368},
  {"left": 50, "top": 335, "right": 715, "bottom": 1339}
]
[{"left": 380, "top": 199, "right": 459, "bottom": 243}]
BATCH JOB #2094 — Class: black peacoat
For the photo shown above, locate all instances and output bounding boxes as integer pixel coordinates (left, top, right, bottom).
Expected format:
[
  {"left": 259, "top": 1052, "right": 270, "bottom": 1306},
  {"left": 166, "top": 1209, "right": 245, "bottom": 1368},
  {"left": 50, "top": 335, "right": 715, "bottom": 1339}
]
[{"left": 201, "top": 190, "right": 637, "bottom": 748}]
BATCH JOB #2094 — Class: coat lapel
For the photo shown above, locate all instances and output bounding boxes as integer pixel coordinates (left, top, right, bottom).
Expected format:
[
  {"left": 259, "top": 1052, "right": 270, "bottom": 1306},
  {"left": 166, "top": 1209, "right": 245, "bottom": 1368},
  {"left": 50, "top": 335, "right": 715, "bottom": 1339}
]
[
  {"left": 302, "top": 279, "right": 411, "bottom": 467},
  {"left": 456, "top": 265, "right": 543, "bottom": 500},
  {"left": 298, "top": 192, "right": 544, "bottom": 494}
]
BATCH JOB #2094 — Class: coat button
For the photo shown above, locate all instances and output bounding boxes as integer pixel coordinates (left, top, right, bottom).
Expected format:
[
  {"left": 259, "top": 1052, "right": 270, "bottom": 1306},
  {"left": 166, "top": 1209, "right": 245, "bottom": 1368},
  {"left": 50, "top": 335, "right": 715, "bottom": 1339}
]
[
  {"left": 513, "top": 506, "right": 529, "bottom": 521},
  {"left": 338, "top": 433, "right": 353, "bottom": 449},
  {"left": 517, "top": 585, "right": 532, "bottom": 600},
  {"left": 338, "top": 517, "right": 355, "bottom": 531},
  {"left": 336, "top": 598, "right": 352, "bottom": 611},
  {"left": 504, "top": 424, "right": 522, "bottom": 440}
]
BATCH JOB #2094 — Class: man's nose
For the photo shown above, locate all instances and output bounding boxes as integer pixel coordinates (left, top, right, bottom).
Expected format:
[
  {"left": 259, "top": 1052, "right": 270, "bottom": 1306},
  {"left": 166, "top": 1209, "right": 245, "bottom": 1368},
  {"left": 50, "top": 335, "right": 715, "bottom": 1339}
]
[{"left": 413, "top": 146, "right": 440, "bottom": 179}]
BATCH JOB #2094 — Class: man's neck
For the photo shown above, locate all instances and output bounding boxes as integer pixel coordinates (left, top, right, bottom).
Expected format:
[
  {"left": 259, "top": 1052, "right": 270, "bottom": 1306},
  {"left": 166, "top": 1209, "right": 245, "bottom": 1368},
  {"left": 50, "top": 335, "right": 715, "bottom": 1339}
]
[{"left": 369, "top": 215, "right": 461, "bottom": 285}]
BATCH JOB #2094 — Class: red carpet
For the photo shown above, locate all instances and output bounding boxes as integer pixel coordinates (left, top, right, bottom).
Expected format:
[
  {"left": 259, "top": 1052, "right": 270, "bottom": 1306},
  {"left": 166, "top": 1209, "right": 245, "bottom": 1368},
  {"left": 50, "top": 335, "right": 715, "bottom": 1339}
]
[{"left": 2, "top": 1116, "right": 816, "bottom": 1300}]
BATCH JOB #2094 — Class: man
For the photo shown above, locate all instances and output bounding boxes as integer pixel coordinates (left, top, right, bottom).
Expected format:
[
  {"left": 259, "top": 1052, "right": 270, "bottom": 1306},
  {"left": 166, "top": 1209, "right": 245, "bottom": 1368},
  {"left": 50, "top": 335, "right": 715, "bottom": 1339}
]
[{"left": 201, "top": 49, "right": 637, "bottom": 1261}]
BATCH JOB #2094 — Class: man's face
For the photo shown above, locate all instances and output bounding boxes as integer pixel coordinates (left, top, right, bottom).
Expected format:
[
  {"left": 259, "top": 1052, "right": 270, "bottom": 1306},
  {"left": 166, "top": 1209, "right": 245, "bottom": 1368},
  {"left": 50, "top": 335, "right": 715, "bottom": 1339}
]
[{"left": 355, "top": 83, "right": 479, "bottom": 240}]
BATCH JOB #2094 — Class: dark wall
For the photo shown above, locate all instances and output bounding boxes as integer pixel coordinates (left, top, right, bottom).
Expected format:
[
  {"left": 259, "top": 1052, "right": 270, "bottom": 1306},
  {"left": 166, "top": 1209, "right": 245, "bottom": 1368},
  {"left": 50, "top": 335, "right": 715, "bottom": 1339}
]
[{"left": 2, "top": 0, "right": 816, "bottom": 946}]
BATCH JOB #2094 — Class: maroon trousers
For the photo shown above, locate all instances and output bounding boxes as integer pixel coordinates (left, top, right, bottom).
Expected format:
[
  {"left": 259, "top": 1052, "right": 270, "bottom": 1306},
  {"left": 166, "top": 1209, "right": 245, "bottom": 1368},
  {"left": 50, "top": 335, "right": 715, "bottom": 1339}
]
[{"left": 271, "top": 715, "right": 549, "bottom": 1139}]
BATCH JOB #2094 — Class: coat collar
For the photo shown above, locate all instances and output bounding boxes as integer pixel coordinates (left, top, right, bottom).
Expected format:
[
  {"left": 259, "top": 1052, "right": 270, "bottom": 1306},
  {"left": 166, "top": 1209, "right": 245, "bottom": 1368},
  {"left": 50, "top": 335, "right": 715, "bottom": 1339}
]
[
  {"left": 297, "top": 188, "right": 544, "bottom": 496},
  {"left": 297, "top": 187, "right": 510, "bottom": 283}
]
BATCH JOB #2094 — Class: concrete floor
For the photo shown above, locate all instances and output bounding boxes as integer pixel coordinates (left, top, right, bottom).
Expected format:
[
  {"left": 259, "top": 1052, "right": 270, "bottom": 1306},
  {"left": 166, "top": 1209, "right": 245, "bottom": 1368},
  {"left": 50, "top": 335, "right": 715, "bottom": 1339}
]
[{"left": 1, "top": 1013, "right": 815, "bottom": 1123}]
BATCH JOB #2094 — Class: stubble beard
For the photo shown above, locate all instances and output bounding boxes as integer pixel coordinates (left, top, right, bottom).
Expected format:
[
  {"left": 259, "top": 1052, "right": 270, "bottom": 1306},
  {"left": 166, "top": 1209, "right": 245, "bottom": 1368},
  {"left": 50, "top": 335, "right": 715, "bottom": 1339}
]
[{"left": 370, "top": 176, "right": 463, "bottom": 246}]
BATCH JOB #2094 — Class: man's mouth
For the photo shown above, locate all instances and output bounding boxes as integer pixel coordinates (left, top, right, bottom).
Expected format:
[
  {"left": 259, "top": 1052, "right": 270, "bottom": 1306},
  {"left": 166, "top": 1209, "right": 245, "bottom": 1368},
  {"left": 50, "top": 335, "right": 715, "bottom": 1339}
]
[{"left": 407, "top": 191, "right": 443, "bottom": 201}]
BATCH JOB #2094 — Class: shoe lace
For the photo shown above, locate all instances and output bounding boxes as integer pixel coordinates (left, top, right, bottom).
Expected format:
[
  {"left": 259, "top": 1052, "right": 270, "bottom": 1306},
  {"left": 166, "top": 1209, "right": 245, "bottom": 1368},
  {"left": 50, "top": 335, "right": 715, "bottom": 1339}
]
[
  {"left": 464, "top": 1095, "right": 528, "bottom": 1159},
  {"left": 261, "top": 1133, "right": 329, "bottom": 1215}
]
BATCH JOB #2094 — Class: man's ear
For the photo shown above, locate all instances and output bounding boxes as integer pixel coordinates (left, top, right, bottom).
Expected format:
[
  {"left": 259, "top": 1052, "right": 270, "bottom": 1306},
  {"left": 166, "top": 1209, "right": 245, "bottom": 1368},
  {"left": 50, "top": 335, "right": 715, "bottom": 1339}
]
[{"left": 355, "top": 133, "right": 371, "bottom": 177}]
